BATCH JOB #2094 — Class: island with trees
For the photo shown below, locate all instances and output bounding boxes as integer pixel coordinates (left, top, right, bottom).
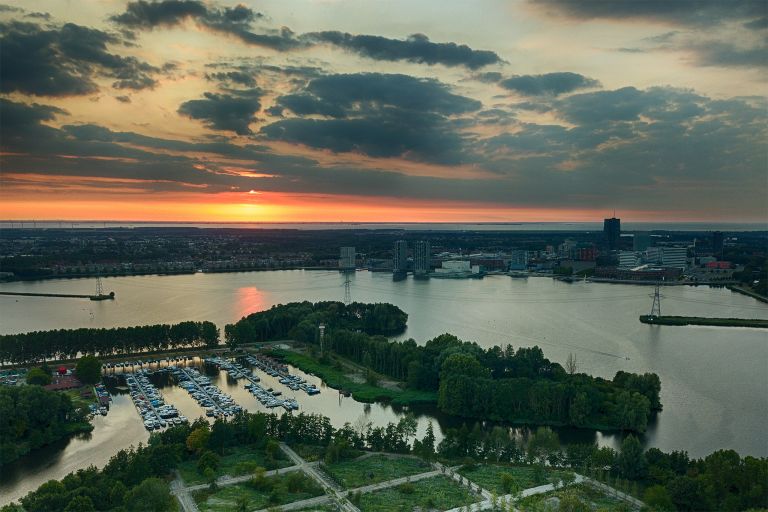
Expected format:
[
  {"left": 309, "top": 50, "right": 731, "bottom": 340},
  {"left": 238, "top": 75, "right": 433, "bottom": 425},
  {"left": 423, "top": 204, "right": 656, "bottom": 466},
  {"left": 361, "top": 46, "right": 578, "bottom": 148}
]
[{"left": 227, "top": 302, "right": 661, "bottom": 433}]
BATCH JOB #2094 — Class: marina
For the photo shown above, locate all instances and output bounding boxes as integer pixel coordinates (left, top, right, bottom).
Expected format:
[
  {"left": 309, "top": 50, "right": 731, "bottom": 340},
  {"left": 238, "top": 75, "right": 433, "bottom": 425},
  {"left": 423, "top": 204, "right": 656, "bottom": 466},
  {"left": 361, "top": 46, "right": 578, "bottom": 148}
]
[
  {"left": 172, "top": 366, "right": 242, "bottom": 418},
  {"left": 125, "top": 370, "right": 185, "bottom": 431}
]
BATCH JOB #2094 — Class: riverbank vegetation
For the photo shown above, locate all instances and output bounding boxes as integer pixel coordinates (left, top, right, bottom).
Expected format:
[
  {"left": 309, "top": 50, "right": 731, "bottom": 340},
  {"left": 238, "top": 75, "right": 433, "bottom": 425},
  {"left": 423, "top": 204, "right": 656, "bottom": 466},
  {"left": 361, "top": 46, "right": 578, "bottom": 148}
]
[
  {"left": 0, "top": 321, "right": 219, "bottom": 364},
  {"left": 0, "top": 385, "right": 92, "bottom": 467},
  {"left": 639, "top": 315, "right": 768, "bottom": 328},
  {"left": 3, "top": 409, "right": 766, "bottom": 512},
  {"left": 230, "top": 302, "right": 662, "bottom": 433},
  {"left": 271, "top": 349, "right": 437, "bottom": 405}
]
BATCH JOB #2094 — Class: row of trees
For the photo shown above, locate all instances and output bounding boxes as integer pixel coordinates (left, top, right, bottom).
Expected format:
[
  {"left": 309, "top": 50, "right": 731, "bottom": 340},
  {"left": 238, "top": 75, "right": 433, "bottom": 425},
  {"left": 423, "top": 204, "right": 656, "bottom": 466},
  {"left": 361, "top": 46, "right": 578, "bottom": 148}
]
[
  {"left": 275, "top": 318, "right": 661, "bottom": 433},
  {"left": 0, "top": 385, "right": 91, "bottom": 466},
  {"left": 8, "top": 407, "right": 766, "bottom": 512},
  {"left": 0, "top": 321, "right": 219, "bottom": 364},
  {"left": 224, "top": 301, "right": 408, "bottom": 347}
]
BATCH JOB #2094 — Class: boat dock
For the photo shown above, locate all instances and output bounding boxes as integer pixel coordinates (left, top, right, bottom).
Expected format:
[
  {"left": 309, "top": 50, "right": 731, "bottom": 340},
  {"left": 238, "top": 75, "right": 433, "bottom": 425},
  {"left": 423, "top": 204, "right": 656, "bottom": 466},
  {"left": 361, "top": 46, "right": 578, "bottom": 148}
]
[{"left": 0, "top": 291, "right": 115, "bottom": 301}]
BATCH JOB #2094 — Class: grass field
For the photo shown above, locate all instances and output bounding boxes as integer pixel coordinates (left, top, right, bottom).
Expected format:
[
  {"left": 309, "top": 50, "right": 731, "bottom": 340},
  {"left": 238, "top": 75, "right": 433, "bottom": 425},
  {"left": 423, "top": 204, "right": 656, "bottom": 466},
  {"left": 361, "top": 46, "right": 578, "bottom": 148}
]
[
  {"left": 517, "top": 483, "right": 631, "bottom": 511},
  {"left": 193, "top": 473, "right": 324, "bottom": 512},
  {"left": 458, "top": 464, "right": 572, "bottom": 494},
  {"left": 322, "top": 454, "right": 431, "bottom": 489},
  {"left": 270, "top": 349, "right": 437, "bottom": 406},
  {"left": 353, "top": 475, "right": 479, "bottom": 512},
  {"left": 178, "top": 445, "right": 293, "bottom": 485}
]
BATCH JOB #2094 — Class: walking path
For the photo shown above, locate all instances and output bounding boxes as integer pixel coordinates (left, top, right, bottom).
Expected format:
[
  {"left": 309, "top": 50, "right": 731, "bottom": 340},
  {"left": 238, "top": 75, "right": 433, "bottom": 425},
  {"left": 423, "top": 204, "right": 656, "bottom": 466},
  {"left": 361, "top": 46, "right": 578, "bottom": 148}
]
[{"left": 172, "top": 448, "right": 644, "bottom": 512}]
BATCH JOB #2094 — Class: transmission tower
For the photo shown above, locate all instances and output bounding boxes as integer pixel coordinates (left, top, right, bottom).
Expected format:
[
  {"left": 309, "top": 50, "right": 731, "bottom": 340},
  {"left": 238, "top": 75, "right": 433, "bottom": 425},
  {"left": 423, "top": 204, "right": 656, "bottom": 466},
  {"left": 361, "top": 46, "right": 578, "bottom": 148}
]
[
  {"left": 649, "top": 283, "right": 662, "bottom": 318},
  {"left": 318, "top": 323, "right": 326, "bottom": 356},
  {"left": 96, "top": 275, "right": 104, "bottom": 296},
  {"left": 343, "top": 272, "right": 352, "bottom": 305}
]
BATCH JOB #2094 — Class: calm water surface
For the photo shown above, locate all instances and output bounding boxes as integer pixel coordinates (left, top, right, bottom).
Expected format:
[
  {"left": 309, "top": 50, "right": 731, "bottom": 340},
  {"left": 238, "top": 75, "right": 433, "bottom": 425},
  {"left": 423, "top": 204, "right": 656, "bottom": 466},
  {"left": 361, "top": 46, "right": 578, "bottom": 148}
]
[{"left": 1, "top": 271, "right": 766, "bottom": 504}]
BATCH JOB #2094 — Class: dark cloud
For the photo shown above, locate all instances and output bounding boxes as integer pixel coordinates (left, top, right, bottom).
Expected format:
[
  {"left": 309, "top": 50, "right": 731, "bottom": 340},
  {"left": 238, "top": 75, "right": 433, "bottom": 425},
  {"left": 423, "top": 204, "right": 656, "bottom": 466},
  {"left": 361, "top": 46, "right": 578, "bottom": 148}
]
[
  {"left": 500, "top": 72, "right": 601, "bottom": 96},
  {"left": 305, "top": 31, "right": 502, "bottom": 69},
  {"left": 178, "top": 89, "right": 263, "bottom": 135},
  {"left": 533, "top": 0, "right": 766, "bottom": 26},
  {"left": 0, "top": 20, "right": 160, "bottom": 96},
  {"left": 689, "top": 40, "right": 768, "bottom": 68},
  {"left": 205, "top": 70, "right": 257, "bottom": 87},
  {"left": 262, "top": 73, "right": 481, "bottom": 163},
  {"left": 2, "top": 90, "right": 766, "bottom": 215},
  {"left": 111, "top": 0, "right": 302, "bottom": 51},
  {"left": 112, "top": 2, "right": 500, "bottom": 66}
]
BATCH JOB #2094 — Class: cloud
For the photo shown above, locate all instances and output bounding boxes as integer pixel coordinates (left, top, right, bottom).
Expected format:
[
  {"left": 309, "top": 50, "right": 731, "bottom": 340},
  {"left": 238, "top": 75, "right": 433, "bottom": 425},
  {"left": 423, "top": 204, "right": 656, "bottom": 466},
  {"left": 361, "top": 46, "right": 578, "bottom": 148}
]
[
  {"left": 262, "top": 73, "right": 481, "bottom": 163},
  {"left": 532, "top": 0, "right": 766, "bottom": 26},
  {"left": 112, "top": 2, "right": 501, "bottom": 67},
  {"left": 112, "top": 0, "right": 302, "bottom": 51},
  {"left": 178, "top": 89, "right": 263, "bottom": 134},
  {"left": 689, "top": 40, "right": 768, "bottom": 68},
  {"left": 744, "top": 17, "right": 768, "bottom": 30},
  {"left": 305, "top": 32, "right": 502, "bottom": 69},
  {"left": 499, "top": 72, "right": 601, "bottom": 96},
  {"left": 0, "top": 20, "right": 160, "bottom": 96}
]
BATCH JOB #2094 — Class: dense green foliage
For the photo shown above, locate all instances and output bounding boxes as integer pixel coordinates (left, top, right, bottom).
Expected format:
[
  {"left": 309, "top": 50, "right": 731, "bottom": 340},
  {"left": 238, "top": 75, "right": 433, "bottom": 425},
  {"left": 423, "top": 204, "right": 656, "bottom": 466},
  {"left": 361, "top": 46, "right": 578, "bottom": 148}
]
[
  {"left": 6, "top": 407, "right": 766, "bottom": 512},
  {"left": 224, "top": 301, "right": 407, "bottom": 347},
  {"left": 25, "top": 367, "right": 52, "bottom": 385},
  {"left": 0, "top": 321, "right": 219, "bottom": 363},
  {"left": 0, "top": 385, "right": 90, "bottom": 466},
  {"left": 75, "top": 356, "right": 102, "bottom": 384},
  {"left": 239, "top": 303, "right": 660, "bottom": 432}
]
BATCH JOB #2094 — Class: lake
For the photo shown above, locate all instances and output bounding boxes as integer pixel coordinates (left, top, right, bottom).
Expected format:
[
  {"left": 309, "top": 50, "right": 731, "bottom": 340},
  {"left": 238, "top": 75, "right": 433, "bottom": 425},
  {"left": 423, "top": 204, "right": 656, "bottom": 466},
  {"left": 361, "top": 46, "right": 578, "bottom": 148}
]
[{"left": 1, "top": 270, "right": 766, "bottom": 504}]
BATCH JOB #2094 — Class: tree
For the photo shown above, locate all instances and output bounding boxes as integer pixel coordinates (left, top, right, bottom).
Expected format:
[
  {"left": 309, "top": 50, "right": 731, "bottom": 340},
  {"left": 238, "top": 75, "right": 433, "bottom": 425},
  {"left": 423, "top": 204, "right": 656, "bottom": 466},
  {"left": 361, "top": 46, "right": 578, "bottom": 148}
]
[
  {"left": 26, "top": 367, "right": 52, "bottom": 386},
  {"left": 186, "top": 426, "right": 210, "bottom": 453},
  {"left": 197, "top": 450, "right": 220, "bottom": 475},
  {"left": 643, "top": 484, "right": 675, "bottom": 511},
  {"left": 123, "top": 478, "right": 176, "bottom": 512},
  {"left": 75, "top": 355, "right": 102, "bottom": 384},
  {"left": 617, "top": 435, "right": 647, "bottom": 480},
  {"left": 64, "top": 496, "right": 95, "bottom": 512},
  {"left": 565, "top": 353, "right": 578, "bottom": 375}
]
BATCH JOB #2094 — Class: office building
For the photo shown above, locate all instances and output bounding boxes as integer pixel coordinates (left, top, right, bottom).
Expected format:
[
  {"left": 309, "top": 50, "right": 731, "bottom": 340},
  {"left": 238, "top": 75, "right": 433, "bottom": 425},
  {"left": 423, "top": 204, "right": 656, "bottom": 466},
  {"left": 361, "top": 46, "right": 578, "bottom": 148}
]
[
  {"left": 661, "top": 246, "right": 687, "bottom": 269},
  {"left": 393, "top": 240, "right": 408, "bottom": 273},
  {"left": 339, "top": 246, "right": 355, "bottom": 270},
  {"left": 712, "top": 231, "right": 724, "bottom": 256},
  {"left": 414, "top": 241, "right": 431, "bottom": 276},
  {"left": 619, "top": 251, "right": 640, "bottom": 268},
  {"left": 603, "top": 217, "right": 621, "bottom": 250},
  {"left": 633, "top": 232, "right": 651, "bottom": 251},
  {"left": 509, "top": 250, "right": 528, "bottom": 270}
]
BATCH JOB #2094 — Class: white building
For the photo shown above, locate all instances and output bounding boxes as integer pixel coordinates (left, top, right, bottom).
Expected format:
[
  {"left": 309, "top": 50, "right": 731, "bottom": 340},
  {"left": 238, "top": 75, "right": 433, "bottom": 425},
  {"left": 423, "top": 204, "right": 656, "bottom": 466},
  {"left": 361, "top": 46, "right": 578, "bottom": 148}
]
[
  {"left": 644, "top": 246, "right": 687, "bottom": 269},
  {"left": 339, "top": 246, "right": 356, "bottom": 270},
  {"left": 434, "top": 260, "right": 480, "bottom": 276},
  {"left": 619, "top": 251, "right": 640, "bottom": 268}
]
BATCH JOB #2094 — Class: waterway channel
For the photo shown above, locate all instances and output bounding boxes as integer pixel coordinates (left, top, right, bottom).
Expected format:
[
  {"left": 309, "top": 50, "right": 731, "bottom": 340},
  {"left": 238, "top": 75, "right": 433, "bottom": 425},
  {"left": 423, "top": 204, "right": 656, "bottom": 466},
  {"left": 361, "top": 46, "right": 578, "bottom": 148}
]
[{"left": 1, "top": 270, "right": 766, "bottom": 504}]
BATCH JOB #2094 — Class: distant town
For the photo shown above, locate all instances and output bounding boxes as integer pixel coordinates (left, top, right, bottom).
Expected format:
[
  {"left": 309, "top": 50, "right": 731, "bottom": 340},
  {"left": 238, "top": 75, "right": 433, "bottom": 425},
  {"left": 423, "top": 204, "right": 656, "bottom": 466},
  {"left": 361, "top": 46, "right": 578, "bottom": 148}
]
[{"left": 1, "top": 220, "right": 765, "bottom": 299}]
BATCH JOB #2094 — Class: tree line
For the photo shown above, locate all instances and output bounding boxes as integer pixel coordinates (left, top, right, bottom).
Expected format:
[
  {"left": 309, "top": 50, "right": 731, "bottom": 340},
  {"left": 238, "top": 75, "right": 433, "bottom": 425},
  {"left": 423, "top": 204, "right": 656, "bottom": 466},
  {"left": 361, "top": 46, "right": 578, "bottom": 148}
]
[
  {"left": 0, "top": 385, "right": 92, "bottom": 466},
  {"left": 224, "top": 301, "right": 408, "bottom": 347},
  {"left": 244, "top": 302, "right": 661, "bottom": 433},
  {"left": 0, "top": 321, "right": 219, "bottom": 364},
  {"left": 6, "top": 408, "right": 765, "bottom": 512}
]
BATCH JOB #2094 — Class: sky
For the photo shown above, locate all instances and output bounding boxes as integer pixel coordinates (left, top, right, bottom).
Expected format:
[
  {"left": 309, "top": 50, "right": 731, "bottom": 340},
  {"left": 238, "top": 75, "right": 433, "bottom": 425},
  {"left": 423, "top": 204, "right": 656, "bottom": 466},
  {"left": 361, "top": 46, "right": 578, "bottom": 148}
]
[{"left": 1, "top": 0, "right": 766, "bottom": 223}]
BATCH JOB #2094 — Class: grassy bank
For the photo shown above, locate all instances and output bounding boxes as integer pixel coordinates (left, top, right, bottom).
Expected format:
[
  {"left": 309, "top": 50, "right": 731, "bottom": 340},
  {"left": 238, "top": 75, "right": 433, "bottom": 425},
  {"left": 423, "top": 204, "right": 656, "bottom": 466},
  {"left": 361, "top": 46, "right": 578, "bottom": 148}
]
[
  {"left": 639, "top": 315, "right": 768, "bottom": 328},
  {"left": 268, "top": 349, "right": 437, "bottom": 406}
]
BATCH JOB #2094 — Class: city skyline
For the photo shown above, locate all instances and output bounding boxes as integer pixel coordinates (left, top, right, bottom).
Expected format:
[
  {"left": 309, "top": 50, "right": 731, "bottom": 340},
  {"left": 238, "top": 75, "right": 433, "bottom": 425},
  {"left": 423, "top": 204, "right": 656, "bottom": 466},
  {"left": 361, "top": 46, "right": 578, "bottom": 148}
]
[{"left": 1, "top": 0, "right": 766, "bottom": 222}]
